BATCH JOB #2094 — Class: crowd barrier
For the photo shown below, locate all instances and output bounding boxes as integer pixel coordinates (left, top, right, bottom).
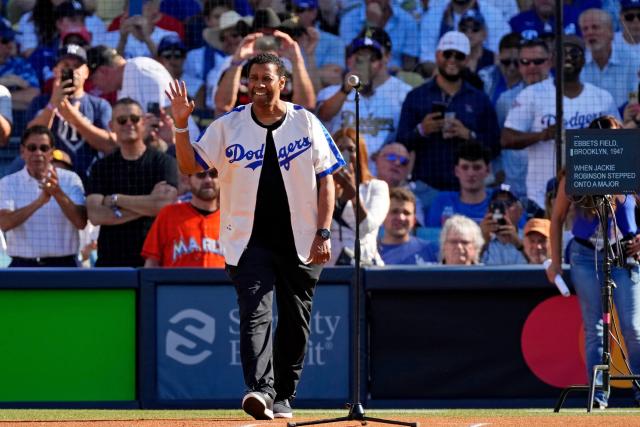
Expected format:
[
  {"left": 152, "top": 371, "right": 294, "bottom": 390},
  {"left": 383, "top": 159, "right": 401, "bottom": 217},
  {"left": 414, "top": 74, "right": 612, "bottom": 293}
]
[{"left": 0, "top": 266, "right": 633, "bottom": 409}]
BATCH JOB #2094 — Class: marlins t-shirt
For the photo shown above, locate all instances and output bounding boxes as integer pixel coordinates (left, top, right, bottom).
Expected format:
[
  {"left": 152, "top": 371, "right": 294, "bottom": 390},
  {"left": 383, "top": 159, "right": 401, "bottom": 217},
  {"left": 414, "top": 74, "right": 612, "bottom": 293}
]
[{"left": 504, "top": 78, "right": 618, "bottom": 207}]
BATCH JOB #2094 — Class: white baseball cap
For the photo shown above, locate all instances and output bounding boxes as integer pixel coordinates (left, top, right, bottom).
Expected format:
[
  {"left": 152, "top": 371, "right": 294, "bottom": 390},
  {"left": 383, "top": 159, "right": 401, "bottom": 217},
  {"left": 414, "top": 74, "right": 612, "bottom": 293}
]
[{"left": 436, "top": 31, "right": 470, "bottom": 56}]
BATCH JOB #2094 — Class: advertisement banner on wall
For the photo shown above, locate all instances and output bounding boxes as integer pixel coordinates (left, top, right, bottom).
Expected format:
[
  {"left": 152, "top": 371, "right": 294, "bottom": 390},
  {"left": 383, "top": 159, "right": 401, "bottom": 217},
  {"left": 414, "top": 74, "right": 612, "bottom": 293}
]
[{"left": 156, "top": 284, "right": 349, "bottom": 401}]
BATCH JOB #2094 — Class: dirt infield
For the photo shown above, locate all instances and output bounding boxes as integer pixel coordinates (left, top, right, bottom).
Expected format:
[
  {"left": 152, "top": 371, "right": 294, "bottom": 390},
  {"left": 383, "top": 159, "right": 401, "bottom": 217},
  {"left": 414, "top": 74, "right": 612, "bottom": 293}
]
[{"left": 1, "top": 414, "right": 640, "bottom": 427}]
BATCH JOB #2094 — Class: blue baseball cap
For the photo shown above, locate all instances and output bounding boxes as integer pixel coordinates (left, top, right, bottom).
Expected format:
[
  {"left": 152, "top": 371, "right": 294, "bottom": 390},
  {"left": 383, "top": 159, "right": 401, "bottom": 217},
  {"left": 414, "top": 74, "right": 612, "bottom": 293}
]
[
  {"left": 157, "top": 34, "right": 186, "bottom": 55},
  {"left": 0, "top": 20, "right": 18, "bottom": 42},
  {"left": 292, "top": 0, "right": 318, "bottom": 9},
  {"left": 459, "top": 9, "right": 485, "bottom": 26},
  {"left": 347, "top": 37, "right": 384, "bottom": 58},
  {"left": 621, "top": 0, "right": 640, "bottom": 11}
]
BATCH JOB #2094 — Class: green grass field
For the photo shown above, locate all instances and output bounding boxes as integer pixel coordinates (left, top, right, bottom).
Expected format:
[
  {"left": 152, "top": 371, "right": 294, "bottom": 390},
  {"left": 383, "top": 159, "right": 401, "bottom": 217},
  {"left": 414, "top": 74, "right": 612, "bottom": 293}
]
[{"left": 0, "top": 408, "right": 639, "bottom": 421}]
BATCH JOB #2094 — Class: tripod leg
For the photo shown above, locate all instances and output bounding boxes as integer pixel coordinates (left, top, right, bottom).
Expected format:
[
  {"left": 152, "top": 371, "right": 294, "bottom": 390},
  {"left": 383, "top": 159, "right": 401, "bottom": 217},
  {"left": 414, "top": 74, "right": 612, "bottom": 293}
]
[
  {"left": 362, "top": 416, "right": 419, "bottom": 427},
  {"left": 287, "top": 416, "right": 351, "bottom": 427}
]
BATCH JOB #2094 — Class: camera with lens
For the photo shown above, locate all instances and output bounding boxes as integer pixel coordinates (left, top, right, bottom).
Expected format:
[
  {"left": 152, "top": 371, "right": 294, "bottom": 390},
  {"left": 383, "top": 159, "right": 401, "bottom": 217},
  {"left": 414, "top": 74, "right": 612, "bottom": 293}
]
[{"left": 619, "top": 234, "right": 639, "bottom": 267}]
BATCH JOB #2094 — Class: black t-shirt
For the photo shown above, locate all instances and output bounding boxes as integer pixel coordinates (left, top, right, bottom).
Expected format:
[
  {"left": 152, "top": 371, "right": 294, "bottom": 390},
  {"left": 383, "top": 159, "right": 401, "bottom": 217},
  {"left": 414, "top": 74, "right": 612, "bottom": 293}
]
[
  {"left": 248, "top": 107, "right": 296, "bottom": 252},
  {"left": 87, "top": 147, "right": 177, "bottom": 267}
]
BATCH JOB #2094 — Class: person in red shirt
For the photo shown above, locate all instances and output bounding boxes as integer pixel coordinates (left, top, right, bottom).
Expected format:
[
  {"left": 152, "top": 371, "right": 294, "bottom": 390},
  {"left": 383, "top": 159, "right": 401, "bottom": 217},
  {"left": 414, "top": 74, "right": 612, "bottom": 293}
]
[
  {"left": 142, "top": 168, "right": 224, "bottom": 267},
  {"left": 108, "top": 0, "right": 185, "bottom": 40}
]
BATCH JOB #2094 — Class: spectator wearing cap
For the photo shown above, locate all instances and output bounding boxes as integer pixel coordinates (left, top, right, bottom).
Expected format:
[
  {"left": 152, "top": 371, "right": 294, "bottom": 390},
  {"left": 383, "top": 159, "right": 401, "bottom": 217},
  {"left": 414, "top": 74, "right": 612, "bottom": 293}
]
[
  {"left": 156, "top": 35, "right": 189, "bottom": 86},
  {"left": 509, "top": 0, "right": 581, "bottom": 40},
  {"left": 615, "top": 0, "right": 640, "bottom": 54},
  {"left": 579, "top": 8, "right": 639, "bottom": 109},
  {"left": 479, "top": 185, "right": 528, "bottom": 265},
  {"left": 108, "top": 0, "right": 184, "bottom": 40},
  {"left": 0, "top": 20, "right": 39, "bottom": 111},
  {"left": 339, "top": 0, "right": 418, "bottom": 71},
  {"left": 213, "top": 8, "right": 316, "bottom": 115},
  {"left": 494, "top": 37, "right": 552, "bottom": 199},
  {"left": 419, "top": 0, "right": 510, "bottom": 77},
  {"left": 502, "top": 36, "right": 619, "bottom": 209},
  {"left": 522, "top": 217, "right": 551, "bottom": 264},
  {"left": 290, "top": 0, "right": 346, "bottom": 90},
  {"left": 0, "top": 125, "right": 87, "bottom": 267},
  {"left": 27, "top": 44, "right": 115, "bottom": 182},
  {"left": 181, "top": 0, "right": 233, "bottom": 51},
  {"left": 100, "top": 0, "right": 182, "bottom": 59},
  {"left": 397, "top": 31, "right": 500, "bottom": 192},
  {"left": 426, "top": 142, "right": 492, "bottom": 227},
  {"left": 191, "top": 10, "right": 250, "bottom": 110},
  {"left": 378, "top": 187, "right": 438, "bottom": 265},
  {"left": 317, "top": 28, "right": 411, "bottom": 172},
  {"left": 457, "top": 9, "right": 494, "bottom": 73},
  {"left": 17, "top": 0, "right": 107, "bottom": 58},
  {"left": 374, "top": 142, "right": 437, "bottom": 225},
  {"left": 27, "top": 1, "right": 97, "bottom": 89},
  {"left": 478, "top": 33, "right": 522, "bottom": 106}
]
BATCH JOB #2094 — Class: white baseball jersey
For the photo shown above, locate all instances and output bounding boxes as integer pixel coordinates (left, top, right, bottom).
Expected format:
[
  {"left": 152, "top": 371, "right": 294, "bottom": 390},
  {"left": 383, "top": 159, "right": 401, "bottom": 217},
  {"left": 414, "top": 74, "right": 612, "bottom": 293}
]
[
  {"left": 504, "top": 78, "right": 619, "bottom": 207},
  {"left": 192, "top": 102, "right": 345, "bottom": 265}
]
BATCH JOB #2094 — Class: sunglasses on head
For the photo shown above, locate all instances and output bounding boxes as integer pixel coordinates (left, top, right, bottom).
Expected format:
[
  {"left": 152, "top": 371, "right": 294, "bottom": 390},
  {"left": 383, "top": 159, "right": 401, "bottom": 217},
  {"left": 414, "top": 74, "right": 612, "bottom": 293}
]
[
  {"left": 115, "top": 114, "right": 141, "bottom": 125},
  {"left": 383, "top": 153, "right": 409, "bottom": 166},
  {"left": 442, "top": 50, "right": 466, "bottom": 61},
  {"left": 499, "top": 58, "right": 519, "bottom": 67},
  {"left": 519, "top": 57, "right": 548, "bottom": 66},
  {"left": 24, "top": 143, "right": 52, "bottom": 153},
  {"left": 195, "top": 169, "right": 218, "bottom": 179},
  {"left": 624, "top": 12, "right": 640, "bottom": 22}
]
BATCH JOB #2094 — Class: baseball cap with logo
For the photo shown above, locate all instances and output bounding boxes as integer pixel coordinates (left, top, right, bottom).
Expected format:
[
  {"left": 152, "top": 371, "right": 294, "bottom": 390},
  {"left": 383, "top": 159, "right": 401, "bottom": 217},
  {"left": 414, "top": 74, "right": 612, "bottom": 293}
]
[
  {"left": 55, "top": 0, "right": 87, "bottom": 20},
  {"left": 437, "top": 31, "right": 470, "bottom": 56},
  {"left": 57, "top": 43, "right": 87, "bottom": 64},
  {"left": 347, "top": 37, "right": 384, "bottom": 59},
  {"left": 157, "top": 34, "right": 186, "bottom": 55},
  {"left": 459, "top": 9, "right": 485, "bottom": 26},
  {"left": 621, "top": 0, "right": 640, "bottom": 11}
]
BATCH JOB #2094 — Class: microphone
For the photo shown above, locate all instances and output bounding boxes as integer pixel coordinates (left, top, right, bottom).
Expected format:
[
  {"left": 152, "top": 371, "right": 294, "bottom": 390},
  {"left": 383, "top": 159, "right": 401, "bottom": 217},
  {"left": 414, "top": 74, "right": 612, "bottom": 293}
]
[
  {"left": 347, "top": 74, "right": 361, "bottom": 90},
  {"left": 543, "top": 259, "right": 571, "bottom": 297}
]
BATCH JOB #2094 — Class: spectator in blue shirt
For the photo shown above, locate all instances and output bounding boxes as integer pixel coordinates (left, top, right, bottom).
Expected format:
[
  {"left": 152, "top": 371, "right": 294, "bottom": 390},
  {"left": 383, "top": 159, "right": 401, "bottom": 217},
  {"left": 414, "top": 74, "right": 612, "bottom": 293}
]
[
  {"left": 397, "top": 31, "right": 500, "bottom": 191},
  {"left": 478, "top": 32, "right": 522, "bottom": 106},
  {"left": 427, "top": 142, "right": 492, "bottom": 227},
  {"left": 379, "top": 187, "right": 438, "bottom": 265},
  {"left": 338, "top": 0, "right": 419, "bottom": 71},
  {"left": 509, "top": 0, "right": 582, "bottom": 40},
  {"left": 0, "top": 20, "right": 40, "bottom": 111}
]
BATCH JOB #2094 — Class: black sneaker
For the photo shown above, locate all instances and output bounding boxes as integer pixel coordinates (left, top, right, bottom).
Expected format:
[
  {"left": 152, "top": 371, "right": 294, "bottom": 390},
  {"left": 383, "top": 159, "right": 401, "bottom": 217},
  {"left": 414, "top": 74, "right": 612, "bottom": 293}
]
[
  {"left": 241, "top": 391, "right": 274, "bottom": 420},
  {"left": 273, "top": 399, "right": 293, "bottom": 419}
]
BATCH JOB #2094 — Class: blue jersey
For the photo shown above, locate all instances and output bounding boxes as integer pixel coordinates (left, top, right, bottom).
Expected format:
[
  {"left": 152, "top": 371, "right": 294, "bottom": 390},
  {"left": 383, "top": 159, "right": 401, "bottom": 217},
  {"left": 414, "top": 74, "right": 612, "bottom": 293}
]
[
  {"left": 426, "top": 191, "right": 491, "bottom": 227},
  {"left": 379, "top": 236, "right": 438, "bottom": 265}
]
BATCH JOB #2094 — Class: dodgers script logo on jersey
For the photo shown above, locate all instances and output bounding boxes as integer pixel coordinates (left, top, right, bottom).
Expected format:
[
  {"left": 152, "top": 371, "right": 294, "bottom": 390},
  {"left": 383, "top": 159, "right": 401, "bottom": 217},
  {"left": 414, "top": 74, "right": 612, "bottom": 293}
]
[
  {"left": 225, "top": 137, "right": 312, "bottom": 170},
  {"left": 540, "top": 111, "right": 605, "bottom": 129}
]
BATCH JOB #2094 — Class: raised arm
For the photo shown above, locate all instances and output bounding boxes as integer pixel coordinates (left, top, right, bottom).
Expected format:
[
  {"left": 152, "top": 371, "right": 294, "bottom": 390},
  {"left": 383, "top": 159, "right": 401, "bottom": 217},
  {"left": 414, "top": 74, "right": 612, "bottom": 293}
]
[{"left": 166, "top": 79, "right": 201, "bottom": 175}]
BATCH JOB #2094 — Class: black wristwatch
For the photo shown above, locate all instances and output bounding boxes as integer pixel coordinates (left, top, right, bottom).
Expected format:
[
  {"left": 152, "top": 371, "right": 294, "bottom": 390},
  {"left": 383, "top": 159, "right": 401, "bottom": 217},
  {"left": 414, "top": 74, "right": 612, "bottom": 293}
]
[{"left": 316, "top": 228, "right": 331, "bottom": 240}]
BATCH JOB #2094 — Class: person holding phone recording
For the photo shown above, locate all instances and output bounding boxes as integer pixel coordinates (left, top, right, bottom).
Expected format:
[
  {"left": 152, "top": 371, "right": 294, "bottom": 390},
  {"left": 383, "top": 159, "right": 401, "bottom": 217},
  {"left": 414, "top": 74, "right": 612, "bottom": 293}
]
[
  {"left": 317, "top": 27, "right": 411, "bottom": 174},
  {"left": 397, "top": 31, "right": 501, "bottom": 191},
  {"left": 28, "top": 44, "right": 115, "bottom": 182}
]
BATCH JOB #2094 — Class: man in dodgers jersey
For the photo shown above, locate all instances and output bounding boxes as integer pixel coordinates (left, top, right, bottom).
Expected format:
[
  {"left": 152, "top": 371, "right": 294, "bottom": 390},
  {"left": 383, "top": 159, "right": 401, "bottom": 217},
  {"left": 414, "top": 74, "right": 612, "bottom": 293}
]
[
  {"left": 502, "top": 35, "right": 619, "bottom": 208},
  {"left": 166, "top": 53, "right": 344, "bottom": 420}
]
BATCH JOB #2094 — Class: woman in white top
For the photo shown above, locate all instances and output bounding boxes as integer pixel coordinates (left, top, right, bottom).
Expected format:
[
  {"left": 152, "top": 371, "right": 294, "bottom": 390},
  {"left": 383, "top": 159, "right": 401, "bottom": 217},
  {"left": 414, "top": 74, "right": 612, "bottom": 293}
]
[{"left": 331, "top": 127, "right": 389, "bottom": 266}]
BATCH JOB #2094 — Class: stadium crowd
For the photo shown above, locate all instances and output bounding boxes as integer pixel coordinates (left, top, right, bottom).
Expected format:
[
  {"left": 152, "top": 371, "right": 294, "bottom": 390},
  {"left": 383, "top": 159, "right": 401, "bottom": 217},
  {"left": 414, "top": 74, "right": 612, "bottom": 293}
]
[{"left": 0, "top": 0, "right": 639, "bottom": 269}]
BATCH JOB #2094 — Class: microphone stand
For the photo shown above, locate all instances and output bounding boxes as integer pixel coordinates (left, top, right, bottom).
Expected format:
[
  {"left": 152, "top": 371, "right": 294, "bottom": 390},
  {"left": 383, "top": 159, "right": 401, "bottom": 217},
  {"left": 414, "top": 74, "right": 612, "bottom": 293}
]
[{"left": 288, "top": 83, "right": 417, "bottom": 427}]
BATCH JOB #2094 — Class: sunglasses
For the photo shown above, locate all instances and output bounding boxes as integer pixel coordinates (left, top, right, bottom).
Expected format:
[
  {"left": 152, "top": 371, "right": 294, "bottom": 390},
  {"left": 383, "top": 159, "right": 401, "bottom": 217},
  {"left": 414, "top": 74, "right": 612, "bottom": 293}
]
[
  {"left": 115, "top": 114, "right": 141, "bottom": 125},
  {"left": 24, "top": 144, "right": 52, "bottom": 153},
  {"left": 195, "top": 169, "right": 218, "bottom": 179},
  {"left": 160, "top": 51, "right": 184, "bottom": 60},
  {"left": 624, "top": 12, "right": 640, "bottom": 22},
  {"left": 459, "top": 23, "right": 482, "bottom": 33},
  {"left": 383, "top": 153, "right": 409, "bottom": 166},
  {"left": 499, "top": 58, "right": 519, "bottom": 67},
  {"left": 442, "top": 50, "right": 466, "bottom": 61},
  {"left": 519, "top": 57, "right": 548, "bottom": 66}
]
